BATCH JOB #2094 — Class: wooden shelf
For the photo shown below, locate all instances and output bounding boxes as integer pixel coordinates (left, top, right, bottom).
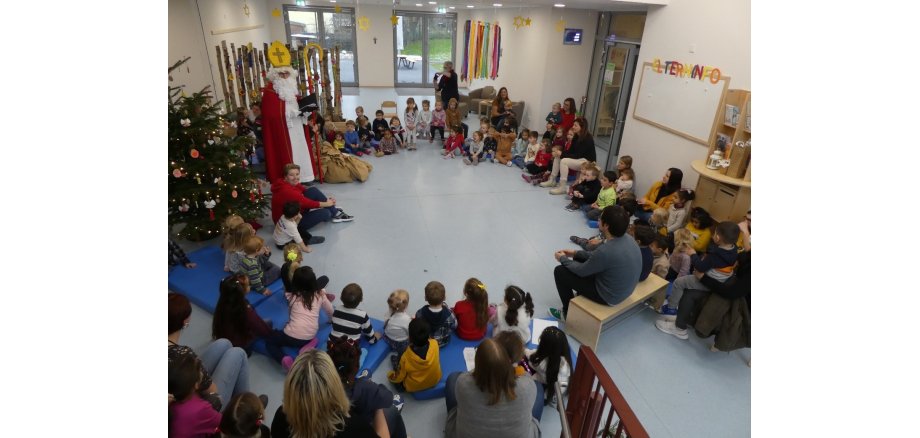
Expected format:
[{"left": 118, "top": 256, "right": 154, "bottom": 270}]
[{"left": 691, "top": 160, "right": 751, "bottom": 188}]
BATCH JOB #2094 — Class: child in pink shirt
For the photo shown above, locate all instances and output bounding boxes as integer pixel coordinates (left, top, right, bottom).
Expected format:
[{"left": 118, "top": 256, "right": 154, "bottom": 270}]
[
  {"left": 265, "top": 266, "right": 334, "bottom": 370},
  {"left": 169, "top": 355, "right": 221, "bottom": 438},
  {"left": 429, "top": 101, "right": 447, "bottom": 142}
]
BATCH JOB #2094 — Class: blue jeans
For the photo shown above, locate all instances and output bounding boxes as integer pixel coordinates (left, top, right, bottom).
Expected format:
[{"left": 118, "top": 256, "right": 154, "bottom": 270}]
[
  {"left": 511, "top": 156, "right": 526, "bottom": 168},
  {"left": 444, "top": 372, "right": 544, "bottom": 421},
  {"left": 633, "top": 209, "right": 653, "bottom": 223},
  {"left": 198, "top": 339, "right": 250, "bottom": 408},
  {"left": 297, "top": 187, "right": 338, "bottom": 236}
]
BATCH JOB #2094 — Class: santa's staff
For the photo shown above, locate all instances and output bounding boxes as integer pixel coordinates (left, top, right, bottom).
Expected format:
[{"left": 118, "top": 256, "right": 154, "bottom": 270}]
[{"left": 306, "top": 43, "right": 325, "bottom": 183}]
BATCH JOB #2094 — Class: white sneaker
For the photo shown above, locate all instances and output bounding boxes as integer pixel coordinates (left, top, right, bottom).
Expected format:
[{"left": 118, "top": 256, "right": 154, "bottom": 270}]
[
  {"left": 539, "top": 180, "right": 557, "bottom": 188},
  {"left": 655, "top": 319, "right": 688, "bottom": 340}
]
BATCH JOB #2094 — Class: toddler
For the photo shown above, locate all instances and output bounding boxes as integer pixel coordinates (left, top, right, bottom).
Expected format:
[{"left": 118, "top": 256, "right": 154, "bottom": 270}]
[
  {"left": 273, "top": 201, "right": 312, "bottom": 253},
  {"left": 446, "top": 98, "right": 468, "bottom": 138},
  {"left": 240, "top": 235, "right": 281, "bottom": 296},
  {"left": 542, "top": 121, "right": 555, "bottom": 143},
  {"left": 650, "top": 207, "right": 669, "bottom": 236},
  {"left": 491, "top": 285, "right": 535, "bottom": 343},
  {"left": 667, "top": 189, "right": 695, "bottom": 234},
  {"left": 372, "top": 109, "right": 390, "bottom": 141},
  {"left": 522, "top": 138, "right": 553, "bottom": 184},
  {"left": 510, "top": 128, "right": 530, "bottom": 168},
  {"left": 390, "top": 116, "right": 406, "bottom": 147},
  {"left": 552, "top": 126, "right": 567, "bottom": 149},
  {"left": 405, "top": 97, "right": 419, "bottom": 150},
  {"left": 330, "top": 283, "right": 382, "bottom": 344},
  {"left": 384, "top": 289, "right": 412, "bottom": 365},
  {"left": 667, "top": 228, "right": 696, "bottom": 281},
  {"left": 495, "top": 331, "right": 532, "bottom": 377},
  {"left": 221, "top": 214, "right": 246, "bottom": 272},
  {"left": 564, "top": 164, "right": 601, "bottom": 212},
  {"left": 494, "top": 124, "right": 516, "bottom": 165},
  {"left": 377, "top": 129, "right": 398, "bottom": 157},
  {"left": 463, "top": 130, "right": 485, "bottom": 165},
  {"left": 265, "top": 266, "right": 334, "bottom": 369},
  {"left": 415, "top": 281, "right": 457, "bottom": 347},
  {"left": 356, "top": 115, "right": 374, "bottom": 153},
  {"left": 453, "top": 278, "right": 490, "bottom": 341},
  {"left": 280, "top": 242, "right": 303, "bottom": 292},
  {"left": 481, "top": 131, "right": 498, "bottom": 163},
  {"left": 219, "top": 392, "right": 270, "bottom": 438},
  {"left": 355, "top": 105, "right": 366, "bottom": 123},
  {"left": 343, "top": 120, "right": 362, "bottom": 156},
  {"left": 616, "top": 168, "right": 635, "bottom": 198},
  {"left": 169, "top": 355, "right": 222, "bottom": 437},
  {"left": 634, "top": 225, "right": 655, "bottom": 282},
  {"left": 333, "top": 131, "right": 345, "bottom": 151},
  {"left": 429, "top": 101, "right": 446, "bottom": 142},
  {"left": 417, "top": 100, "right": 432, "bottom": 140},
  {"left": 584, "top": 170, "right": 618, "bottom": 222},
  {"left": 650, "top": 235, "right": 671, "bottom": 279},
  {"left": 442, "top": 124, "right": 466, "bottom": 159},
  {"left": 169, "top": 238, "right": 197, "bottom": 270},
  {"left": 387, "top": 318, "right": 441, "bottom": 393},
  {"left": 521, "top": 130, "right": 540, "bottom": 168},
  {"left": 545, "top": 102, "right": 563, "bottom": 128},
  {"left": 685, "top": 207, "right": 714, "bottom": 253}
]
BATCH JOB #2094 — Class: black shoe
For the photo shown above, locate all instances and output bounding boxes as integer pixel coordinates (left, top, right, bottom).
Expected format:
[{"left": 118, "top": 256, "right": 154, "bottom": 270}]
[
  {"left": 332, "top": 210, "right": 355, "bottom": 223},
  {"left": 308, "top": 236, "right": 326, "bottom": 244}
]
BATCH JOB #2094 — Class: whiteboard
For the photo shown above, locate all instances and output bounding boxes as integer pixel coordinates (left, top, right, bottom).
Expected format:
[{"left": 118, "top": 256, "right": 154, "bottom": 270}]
[{"left": 632, "top": 62, "right": 730, "bottom": 145}]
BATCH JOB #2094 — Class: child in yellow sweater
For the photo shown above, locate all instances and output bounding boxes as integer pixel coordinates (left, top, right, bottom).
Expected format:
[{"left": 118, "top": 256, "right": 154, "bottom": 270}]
[
  {"left": 685, "top": 207, "right": 713, "bottom": 253},
  {"left": 387, "top": 318, "right": 441, "bottom": 392}
]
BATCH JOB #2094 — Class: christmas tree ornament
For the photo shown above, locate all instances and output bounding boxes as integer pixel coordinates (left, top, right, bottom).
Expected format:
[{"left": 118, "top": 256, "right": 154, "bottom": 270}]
[
  {"left": 231, "top": 189, "right": 238, "bottom": 198},
  {"left": 190, "top": 148, "right": 200, "bottom": 158},
  {"left": 172, "top": 169, "right": 184, "bottom": 178},
  {"left": 214, "top": 177, "right": 222, "bottom": 184},
  {"left": 204, "top": 200, "right": 217, "bottom": 220},
  {"left": 242, "top": 159, "right": 249, "bottom": 167},
  {"left": 250, "top": 190, "right": 256, "bottom": 201},
  {"left": 208, "top": 138, "right": 216, "bottom": 145},
  {"left": 196, "top": 174, "right": 202, "bottom": 184},
  {"left": 180, "top": 118, "right": 191, "bottom": 127},
  {"left": 178, "top": 202, "right": 190, "bottom": 212}
]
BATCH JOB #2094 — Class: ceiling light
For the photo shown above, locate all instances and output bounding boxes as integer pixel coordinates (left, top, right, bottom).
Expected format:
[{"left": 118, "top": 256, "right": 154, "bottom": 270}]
[
  {"left": 467, "top": 5, "right": 474, "bottom": 8},
  {"left": 554, "top": 3, "right": 565, "bottom": 6},
  {"left": 416, "top": 2, "right": 422, "bottom": 5},
  {"left": 493, "top": 3, "right": 502, "bottom": 6},
  {"left": 330, "top": 0, "right": 336, "bottom": 2},
  {"left": 429, "top": 1, "right": 436, "bottom": 3},
  {"left": 449, "top": 6, "right": 455, "bottom": 8}
]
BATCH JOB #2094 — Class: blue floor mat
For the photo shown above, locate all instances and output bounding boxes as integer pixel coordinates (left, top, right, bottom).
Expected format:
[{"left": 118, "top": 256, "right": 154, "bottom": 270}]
[
  {"left": 250, "top": 292, "right": 390, "bottom": 376},
  {"left": 167, "top": 245, "right": 280, "bottom": 312}
]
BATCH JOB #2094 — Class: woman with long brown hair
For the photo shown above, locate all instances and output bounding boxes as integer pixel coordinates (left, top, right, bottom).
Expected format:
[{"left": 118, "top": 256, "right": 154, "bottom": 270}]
[
  {"left": 444, "top": 338, "right": 542, "bottom": 438},
  {"left": 490, "top": 87, "right": 510, "bottom": 128},
  {"left": 541, "top": 117, "right": 597, "bottom": 195}
]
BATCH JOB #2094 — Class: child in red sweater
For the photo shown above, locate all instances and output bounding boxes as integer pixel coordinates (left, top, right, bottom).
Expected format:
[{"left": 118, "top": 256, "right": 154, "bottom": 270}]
[
  {"left": 442, "top": 125, "right": 466, "bottom": 159},
  {"left": 523, "top": 138, "right": 555, "bottom": 184},
  {"left": 453, "top": 277, "right": 491, "bottom": 340}
]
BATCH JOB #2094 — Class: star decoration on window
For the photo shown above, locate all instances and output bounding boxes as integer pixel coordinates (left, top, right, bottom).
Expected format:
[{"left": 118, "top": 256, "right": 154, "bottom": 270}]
[
  {"left": 391, "top": 14, "right": 399, "bottom": 26},
  {"left": 335, "top": 5, "right": 342, "bottom": 13}
]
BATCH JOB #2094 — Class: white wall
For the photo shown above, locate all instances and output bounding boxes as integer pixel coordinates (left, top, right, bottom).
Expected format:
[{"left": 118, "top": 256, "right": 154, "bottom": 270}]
[
  {"left": 454, "top": 7, "right": 597, "bottom": 129},
  {"left": 168, "top": 0, "right": 213, "bottom": 96},
  {"left": 618, "top": 0, "right": 751, "bottom": 194}
]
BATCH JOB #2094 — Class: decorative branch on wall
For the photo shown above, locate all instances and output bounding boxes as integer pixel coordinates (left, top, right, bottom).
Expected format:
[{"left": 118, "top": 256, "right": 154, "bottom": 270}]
[{"left": 461, "top": 20, "right": 501, "bottom": 82}]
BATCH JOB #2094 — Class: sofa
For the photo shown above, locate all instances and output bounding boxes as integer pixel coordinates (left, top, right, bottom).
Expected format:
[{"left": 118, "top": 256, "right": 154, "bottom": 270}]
[{"left": 465, "top": 86, "right": 497, "bottom": 116}]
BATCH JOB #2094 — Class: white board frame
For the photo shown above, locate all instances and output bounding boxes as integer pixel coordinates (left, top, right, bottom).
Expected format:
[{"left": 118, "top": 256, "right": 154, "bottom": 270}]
[{"left": 632, "top": 62, "right": 730, "bottom": 145}]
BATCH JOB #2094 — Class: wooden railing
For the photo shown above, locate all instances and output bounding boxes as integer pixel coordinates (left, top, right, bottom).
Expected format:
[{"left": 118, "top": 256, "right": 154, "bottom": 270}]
[{"left": 558, "top": 346, "right": 650, "bottom": 438}]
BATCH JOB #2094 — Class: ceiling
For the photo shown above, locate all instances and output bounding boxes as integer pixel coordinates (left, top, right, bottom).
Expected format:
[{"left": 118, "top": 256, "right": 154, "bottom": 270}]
[{"left": 300, "top": 0, "right": 662, "bottom": 13}]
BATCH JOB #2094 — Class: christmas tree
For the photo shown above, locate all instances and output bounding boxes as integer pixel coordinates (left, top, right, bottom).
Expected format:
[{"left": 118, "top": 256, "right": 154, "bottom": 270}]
[{"left": 169, "top": 57, "right": 268, "bottom": 241}]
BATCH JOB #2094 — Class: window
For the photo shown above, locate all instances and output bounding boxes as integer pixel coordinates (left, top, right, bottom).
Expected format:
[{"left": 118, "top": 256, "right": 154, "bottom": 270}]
[
  {"left": 284, "top": 5, "right": 358, "bottom": 86},
  {"left": 393, "top": 12, "right": 456, "bottom": 87}
]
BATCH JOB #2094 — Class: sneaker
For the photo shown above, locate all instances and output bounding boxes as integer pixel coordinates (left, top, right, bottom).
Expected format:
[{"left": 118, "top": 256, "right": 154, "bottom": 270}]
[
  {"left": 375, "top": 150, "right": 384, "bottom": 157},
  {"left": 332, "top": 210, "right": 355, "bottom": 223},
  {"left": 392, "top": 394, "right": 405, "bottom": 412},
  {"left": 258, "top": 394, "right": 269, "bottom": 408},
  {"left": 281, "top": 355, "right": 295, "bottom": 372},
  {"left": 549, "top": 186, "right": 567, "bottom": 195},
  {"left": 442, "top": 154, "right": 450, "bottom": 159},
  {"left": 506, "top": 161, "right": 513, "bottom": 167},
  {"left": 539, "top": 180, "right": 557, "bottom": 188},
  {"left": 522, "top": 173, "right": 533, "bottom": 183},
  {"left": 356, "top": 369, "right": 370, "bottom": 380},
  {"left": 564, "top": 203, "right": 579, "bottom": 212},
  {"left": 655, "top": 319, "right": 689, "bottom": 339},
  {"left": 548, "top": 307, "right": 565, "bottom": 322},
  {"left": 570, "top": 235, "right": 588, "bottom": 246},
  {"left": 463, "top": 158, "right": 472, "bottom": 165},
  {"left": 307, "top": 235, "right": 326, "bottom": 245}
]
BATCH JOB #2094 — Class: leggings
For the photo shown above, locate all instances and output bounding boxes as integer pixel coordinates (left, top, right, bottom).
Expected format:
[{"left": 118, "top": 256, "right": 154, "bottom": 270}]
[
  {"left": 526, "top": 163, "right": 549, "bottom": 175},
  {"left": 430, "top": 126, "right": 445, "bottom": 140}
]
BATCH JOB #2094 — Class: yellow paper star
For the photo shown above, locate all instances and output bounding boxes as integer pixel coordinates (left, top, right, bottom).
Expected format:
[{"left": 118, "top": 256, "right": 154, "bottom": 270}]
[
  {"left": 513, "top": 16, "right": 524, "bottom": 29},
  {"left": 391, "top": 14, "right": 399, "bottom": 26},
  {"left": 272, "top": 8, "right": 281, "bottom": 18},
  {"left": 525, "top": 17, "right": 532, "bottom": 26},
  {"left": 334, "top": 5, "right": 342, "bottom": 13},
  {"left": 358, "top": 16, "right": 370, "bottom": 31},
  {"left": 556, "top": 18, "right": 566, "bottom": 33},
  {"left": 243, "top": 2, "right": 250, "bottom": 17}
]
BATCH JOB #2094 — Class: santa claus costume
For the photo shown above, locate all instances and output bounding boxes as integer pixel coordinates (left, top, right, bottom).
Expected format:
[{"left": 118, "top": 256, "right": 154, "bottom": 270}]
[{"left": 260, "top": 45, "right": 315, "bottom": 184}]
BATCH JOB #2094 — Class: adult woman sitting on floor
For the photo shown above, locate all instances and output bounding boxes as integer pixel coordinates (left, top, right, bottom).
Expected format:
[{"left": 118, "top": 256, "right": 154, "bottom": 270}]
[
  {"left": 635, "top": 167, "right": 683, "bottom": 222},
  {"left": 444, "top": 338, "right": 542, "bottom": 438},
  {"left": 169, "top": 293, "right": 252, "bottom": 411},
  {"left": 271, "top": 349, "right": 389, "bottom": 438},
  {"left": 541, "top": 117, "right": 596, "bottom": 195}
]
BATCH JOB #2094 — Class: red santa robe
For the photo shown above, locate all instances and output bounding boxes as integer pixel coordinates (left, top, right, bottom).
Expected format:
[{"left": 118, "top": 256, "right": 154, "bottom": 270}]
[{"left": 260, "top": 82, "right": 320, "bottom": 182}]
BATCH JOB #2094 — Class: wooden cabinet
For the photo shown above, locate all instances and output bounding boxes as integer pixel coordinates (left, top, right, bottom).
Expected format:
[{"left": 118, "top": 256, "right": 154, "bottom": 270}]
[{"left": 691, "top": 160, "right": 750, "bottom": 223}]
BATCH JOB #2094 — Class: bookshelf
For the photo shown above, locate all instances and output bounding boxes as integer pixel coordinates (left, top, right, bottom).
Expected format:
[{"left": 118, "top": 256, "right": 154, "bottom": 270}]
[{"left": 691, "top": 89, "right": 751, "bottom": 223}]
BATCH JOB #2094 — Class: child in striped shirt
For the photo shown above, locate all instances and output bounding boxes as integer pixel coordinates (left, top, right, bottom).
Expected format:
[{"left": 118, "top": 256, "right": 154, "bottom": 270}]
[
  {"left": 240, "top": 235, "right": 280, "bottom": 296},
  {"left": 330, "top": 283, "right": 381, "bottom": 344}
]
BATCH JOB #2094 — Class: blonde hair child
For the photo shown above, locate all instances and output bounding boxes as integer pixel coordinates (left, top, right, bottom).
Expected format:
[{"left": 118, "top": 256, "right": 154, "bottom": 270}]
[
  {"left": 221, "top": 215, "right": 246, "bottom": 271},
  {"left": 281, "top": 243, "right": 302, "bottom": 292},
  {"left": 668, "top": 229, "right": 696, "bottom": 280},
  {"left": 224, "top": 222, "right": 263, "bottom": 273},
  {"left": 650, "top": 208, "right": 669, "bottom": 236},
  {"left": 384, "top": 289, "right": 413, "bottom": 364}
]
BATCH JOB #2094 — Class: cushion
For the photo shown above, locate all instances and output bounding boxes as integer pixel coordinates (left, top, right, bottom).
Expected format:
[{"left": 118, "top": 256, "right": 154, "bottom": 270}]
[{"left": 168, "top": 246, "right": 277, "bottom": 313}]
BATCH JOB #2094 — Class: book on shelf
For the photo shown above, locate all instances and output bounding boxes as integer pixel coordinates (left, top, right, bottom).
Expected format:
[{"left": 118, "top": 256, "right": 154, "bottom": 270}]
[{"left": 724, "top": 104, "right": 739, "bottom": 127}]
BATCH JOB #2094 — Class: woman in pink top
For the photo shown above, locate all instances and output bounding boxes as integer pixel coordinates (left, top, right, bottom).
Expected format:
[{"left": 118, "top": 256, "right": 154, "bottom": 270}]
[{"left": 265, "top": 266, "right": 334, "bottom": 370}]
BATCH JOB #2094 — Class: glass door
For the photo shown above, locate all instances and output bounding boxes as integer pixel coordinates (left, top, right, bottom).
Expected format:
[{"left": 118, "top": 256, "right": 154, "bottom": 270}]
[
  {"left": 285, "top": 6, "right": 359, "bottom": 86},
  {"left": 590, "top": 42, "right": 639, "bottom": 171},
  {"left": 394, "top": 12, "right": 456, "bottom": 87}
]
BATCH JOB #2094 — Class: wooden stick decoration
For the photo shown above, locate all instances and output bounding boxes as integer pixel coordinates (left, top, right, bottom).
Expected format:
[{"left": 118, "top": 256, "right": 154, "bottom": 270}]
[
  {"left": 332, "top": 46, "right": 342, "bottom": 121},
  {"left": 232, "top": 44, "right": 246, "bottom": 107},
  {"left": 320, "top": 48, "right": 333, "bottom": 121},
  {"left": 222, "top": 41, "right": 237, "bottom": 110},
  {"left": 215, "top": 45, "right": 231, "bottom": 113},
  {"left": 242, "top": 45, "right": 254, "bottom": 105}
]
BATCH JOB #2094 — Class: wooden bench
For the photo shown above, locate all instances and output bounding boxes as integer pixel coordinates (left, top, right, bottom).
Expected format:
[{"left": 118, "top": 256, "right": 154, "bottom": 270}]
[{"left": 565, "top": 275, "right": 670, "bottom": 350}]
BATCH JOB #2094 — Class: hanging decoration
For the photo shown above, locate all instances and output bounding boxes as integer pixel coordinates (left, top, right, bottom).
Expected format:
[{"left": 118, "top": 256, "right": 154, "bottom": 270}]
[
  {"left": 390, "top": 14, "right": 399, "bottom": 26},
  {"left": 462, "top": 20, "right": 502, "bottom": 82},
  {"left": 243, "top": 2, "right": 251, "bottom": 17},
  {"left": 556, "top": 18, "right": 566, "bottom": 33},
  {"left": 334, "top": 5, "right": 342, "bottom": 13},
  {"left": 272, "top": 8, "right": 281, "bottom": 18},
  {"left": 512, "top": 16, "right": 531, "bottom": 30},
  {"left": 358, "top": 16, "right": 370, "bottom": 31}
]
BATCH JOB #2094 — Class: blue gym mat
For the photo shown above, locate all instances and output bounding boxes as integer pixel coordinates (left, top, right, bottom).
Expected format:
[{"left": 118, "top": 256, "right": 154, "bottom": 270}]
[
  {"left": 411, "top": 318, "right": 575, "bottom": 400},
  {"left": 168, "top": 245, "right": 281, "bottom": 312},
  {"left": 249, "top": 291, "right": 391, "bottom": 376}
]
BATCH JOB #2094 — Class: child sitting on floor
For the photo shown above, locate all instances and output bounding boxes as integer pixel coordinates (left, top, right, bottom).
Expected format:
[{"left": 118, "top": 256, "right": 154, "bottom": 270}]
[
  {"left": 495, "top": 331, "right": 532, "bottom": 377},
  {"left": 356, "top": 115, "right": 374, "bottom": 154},
  {"left": 372, "top": 110, "right": 390, "bottom": 142},
  {"left": 453, "top": 278, "right": 490, "bottom": 341},
  {"left": 633, "top": 225, "right": 656, "bottom": 282},
  {"left": 667, "top": 189, "right": 695, "bottom": 234},
  {"left": 650, "top": 208, "right": 670, "bottom": 237},
  {"left": 387, "top": 318, "right": 441, "bottom": 393},
  {"left": 266, "top": 266, "right": 334, "bottom": 370},
  {"left": 240, "top": 235, "right": 281, "bottom": 296},
  {"left": 416, "top": 281, "right": 458, "bottom": 347},
  {"left": 442, "top": 124, "right": 465, "bottom": 158},
  {"left": 378, "top": 128, "right": 398, "bottom": 157},
  {"left": 564, "top": 163, "right": 601, "bottom": 212},
  {"left": 333, "top": 131, "right": 346, "bottom": 151},
  {"left": 510, "top": 128, "right": 531, "bottom": 168},
  {"left": 280, "top": 243, "right": 302, "bottom": 292},
  {"left": 429, "top": 101, "right": 447, "bottom": 142},
  {"left": 463, "top": 130, "right": 485, "bottom": 166},
  {"left": 344, "top": 120, "right": 362, "bottom": 156},
  {"left": 584, "top": 170, "right": 618, "bottom": 221},
  {"left": 384, "top": 289, "right": 412, "bottom": 368},
  {"left": 481, "top": 130, "right": 498, "bottom": 163},
  {"left": 169, "top": 355, "right": 222, "bottom": 437},
  {"left": 520, "top": 130, "right": 540, "bottom": 170},
  {"left": 685, "top": 207, "right": 714, "bottom": 253},
  {"left": 331, "top": 283, "right": 382, "bottom": 345},
  {"left": 526, "top": 326, "right": 574, "bottom": 405},
  {"left": 218, "top": 392, "right": 271, "bottom": 438},
  {"left": 390, "top": 116, "right": 406, "bottom": 147},
  {"left": 273, "top": 201, "right": 312, "bottom": 253},
  {"left": 494, "top": 123, "right": 517, "bottom": 166},
  {"left": 650, "top": 235, "right": 671, "bottom": 279},
  {"left": 221, "top": 214, "right": 246, "bottom": 271},
  {"left": 491, "top": 285, "right": 535, "bottom": 343},
  {"left": 666, "top": 228, "right": 696, "bottom": 282},
  {"left": 523, "top": 138, "right": 554, "bottom": 184},
  {"left": 616, "top": 168, "right": 635, "bottom": 199}
]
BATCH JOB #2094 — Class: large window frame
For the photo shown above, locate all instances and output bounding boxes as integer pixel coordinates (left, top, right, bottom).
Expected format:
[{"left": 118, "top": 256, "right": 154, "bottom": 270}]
[
  {"left": 283, "top": 5, "right": 359, "bottom": 86},
  {"left": 392, "top": 11, "right": 457, "bottom": 88}
]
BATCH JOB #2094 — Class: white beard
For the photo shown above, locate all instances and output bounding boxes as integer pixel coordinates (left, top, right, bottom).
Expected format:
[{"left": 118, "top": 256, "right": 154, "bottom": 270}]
[{"left": 273, "top": 77, "right": 302, "bottom": 126}]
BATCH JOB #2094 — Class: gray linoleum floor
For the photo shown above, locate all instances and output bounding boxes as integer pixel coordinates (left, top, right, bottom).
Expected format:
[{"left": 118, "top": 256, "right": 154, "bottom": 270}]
[{"left": 172, "top": 88, "right": 751, "bottom": 438}]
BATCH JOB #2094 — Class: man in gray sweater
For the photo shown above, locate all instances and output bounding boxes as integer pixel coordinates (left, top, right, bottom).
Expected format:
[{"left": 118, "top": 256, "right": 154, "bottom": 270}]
[{"left": 551, "top": 205, "right": 642, "bottom": 319}]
